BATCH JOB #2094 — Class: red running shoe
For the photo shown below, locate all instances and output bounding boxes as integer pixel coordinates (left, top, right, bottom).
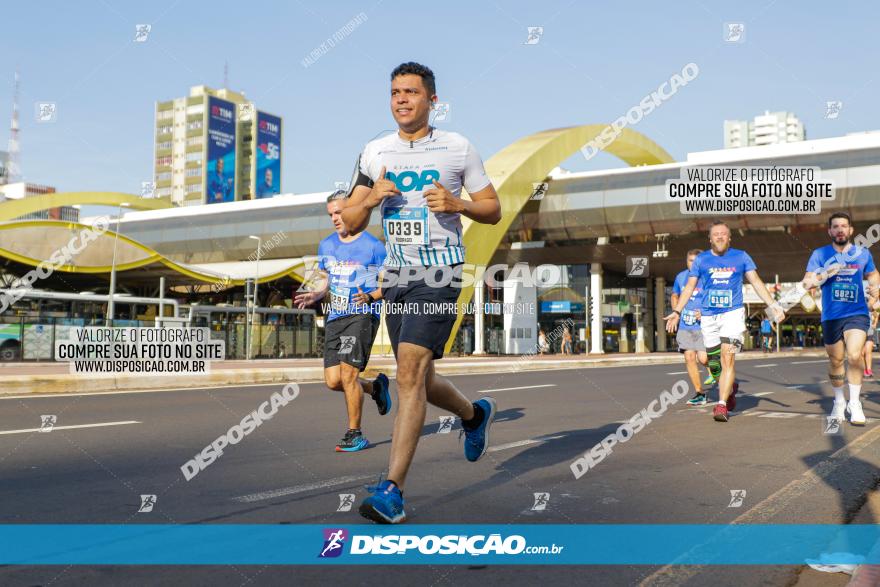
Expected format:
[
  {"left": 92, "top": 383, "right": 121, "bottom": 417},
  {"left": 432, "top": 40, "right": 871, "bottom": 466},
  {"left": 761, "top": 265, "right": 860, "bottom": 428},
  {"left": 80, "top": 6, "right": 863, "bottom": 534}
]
[
  {"left": 713, "top": 404, "right": 729, "bottom": 422},
  {"left": 726, "top": 381, "right": 739, "bottom": 412}
]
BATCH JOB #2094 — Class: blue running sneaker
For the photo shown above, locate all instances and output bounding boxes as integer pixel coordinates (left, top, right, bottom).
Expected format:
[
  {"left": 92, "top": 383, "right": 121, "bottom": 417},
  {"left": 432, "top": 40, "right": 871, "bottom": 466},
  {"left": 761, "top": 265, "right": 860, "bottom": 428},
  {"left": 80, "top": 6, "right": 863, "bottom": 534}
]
[
  {"left": 372, "top": 373, "right": 392, "bottom": 416},
  {"left": 359, "top": 480, "right": 406, "bottom": 524},
  {"left": 462, "top": 397, "right": 497, "bottom": 462},
  {"left": 335, "top": 429, "right": 369, "bottom": 452}
]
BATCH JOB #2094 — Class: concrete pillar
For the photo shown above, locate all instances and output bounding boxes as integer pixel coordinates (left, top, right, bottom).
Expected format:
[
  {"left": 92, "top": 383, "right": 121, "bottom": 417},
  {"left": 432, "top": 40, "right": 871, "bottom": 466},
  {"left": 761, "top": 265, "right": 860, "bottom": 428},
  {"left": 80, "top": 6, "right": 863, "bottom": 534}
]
[
  {"left": 654, "top": 276, "right": 667, "bottom": 352},
  {"left": 590, "top": 264, "right": 604, "bottom": 354},
  {"left": 645, "top": 279, "right": 655, "bottom": 351},
  {"left": 473, "top": 283, "right": 485, "bottom": 355}
]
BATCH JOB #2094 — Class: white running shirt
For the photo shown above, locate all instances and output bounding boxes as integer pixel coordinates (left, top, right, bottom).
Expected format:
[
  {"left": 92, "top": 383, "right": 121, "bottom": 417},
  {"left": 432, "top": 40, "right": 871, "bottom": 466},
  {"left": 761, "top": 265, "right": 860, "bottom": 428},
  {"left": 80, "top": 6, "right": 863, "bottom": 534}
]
[{"left": 353, "top": 129, "right": 491, "bottom": 267}]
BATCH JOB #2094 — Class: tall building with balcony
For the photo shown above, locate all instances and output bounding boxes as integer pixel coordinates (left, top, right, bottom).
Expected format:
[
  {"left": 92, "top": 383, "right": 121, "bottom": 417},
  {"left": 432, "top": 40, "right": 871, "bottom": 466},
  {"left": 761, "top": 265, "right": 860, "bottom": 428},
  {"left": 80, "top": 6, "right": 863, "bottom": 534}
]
[
  {"left": 154, "top": 86, "right": 283, "bottom": 206},
  {"left": 724, "top": 111, "right": 805, "bottom": 148}
]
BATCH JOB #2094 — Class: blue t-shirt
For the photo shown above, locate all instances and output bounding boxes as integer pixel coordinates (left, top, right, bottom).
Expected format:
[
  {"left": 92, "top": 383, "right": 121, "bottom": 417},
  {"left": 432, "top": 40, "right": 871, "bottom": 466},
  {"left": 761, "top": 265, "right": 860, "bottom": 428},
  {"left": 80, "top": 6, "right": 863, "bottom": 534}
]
[
  {"left": 673, "top": 269, "right": 703, "bottom": 330},
  {"left": 806, "top": 244, "right": 876, "bottom": 321},
  {"left": 689, "top": 248, "right": 757, "bottom": 317},
  {"left": 760, "top": 319, "right": 773, "bottom": 334},
  {"left": 208, "top": 172, "right": 232, "bottom": 202},
  {"left": 317, "top": 232, "right": 387, "bottom": 321}
]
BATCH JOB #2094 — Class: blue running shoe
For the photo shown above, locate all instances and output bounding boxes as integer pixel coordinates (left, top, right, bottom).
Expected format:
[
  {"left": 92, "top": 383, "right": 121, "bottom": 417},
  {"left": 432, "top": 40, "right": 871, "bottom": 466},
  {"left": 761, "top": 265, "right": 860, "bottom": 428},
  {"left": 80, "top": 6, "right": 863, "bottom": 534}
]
[
  {"left": 462, "top": 397, "right": 497, "bottom": 462},
  {"left": 372, "top": 373, "right": 392, "bottom": 416},
  {"left": 335, "top": 429, "right": 369, "bottom": 452},
  {"left": 359, "top": 479, "right": 406, "bottom": 524}
]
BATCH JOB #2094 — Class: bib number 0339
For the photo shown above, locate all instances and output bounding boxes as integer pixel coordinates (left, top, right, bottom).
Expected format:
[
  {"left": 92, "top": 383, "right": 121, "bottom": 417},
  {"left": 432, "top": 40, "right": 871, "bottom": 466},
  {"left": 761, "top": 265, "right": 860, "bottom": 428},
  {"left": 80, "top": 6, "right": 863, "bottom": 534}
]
[{"left": 383, "top": 207, "right": 429, "bottom": 246}]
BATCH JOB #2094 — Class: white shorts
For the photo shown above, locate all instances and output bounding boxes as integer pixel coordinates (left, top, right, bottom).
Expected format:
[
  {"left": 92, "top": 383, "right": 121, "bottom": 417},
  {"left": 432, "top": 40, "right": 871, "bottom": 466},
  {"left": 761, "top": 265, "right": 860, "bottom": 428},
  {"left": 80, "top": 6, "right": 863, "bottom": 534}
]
[{"left": 700, "top": 307, "right": 745, "bottom": 350}]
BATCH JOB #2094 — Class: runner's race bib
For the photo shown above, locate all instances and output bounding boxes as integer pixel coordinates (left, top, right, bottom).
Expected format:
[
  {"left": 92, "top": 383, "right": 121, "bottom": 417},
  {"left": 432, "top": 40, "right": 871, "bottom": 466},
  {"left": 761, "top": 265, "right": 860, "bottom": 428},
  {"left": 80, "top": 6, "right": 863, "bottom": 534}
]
[
  {"left": 330, "top": 284, "right": 351, "bottom": 313},
  {"left": 682, "top": 309, "right": 698, "bottom": 326},
  {"left": 831, "top": 282, "right": 857, "bottom": 303},
  {"left": 383, "top": 207, "right": 429, "bottom": 245},
  {"left": 707, "top": 289, "right": 733, "bottom": 309}
]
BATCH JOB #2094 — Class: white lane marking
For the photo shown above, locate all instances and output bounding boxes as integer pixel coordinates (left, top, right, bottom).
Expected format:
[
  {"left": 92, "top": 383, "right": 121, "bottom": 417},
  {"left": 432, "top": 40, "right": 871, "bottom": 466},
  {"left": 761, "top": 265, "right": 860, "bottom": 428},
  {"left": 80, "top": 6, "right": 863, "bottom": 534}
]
[
  {"left": 751, "top": 391, "right": 774, "bottom": 397},
  {"left": 479, "top": 384, "right": 556, "bottom": 393},
  {"left": 488, "top": 439, "right": 541, "bottom": 452},
  {"left": 792, "top": 360, "right": 828, "bottom": 365},
  {"left": 0, "top": 420, "right": 141, "bottom": 435},
  {"left": 666, "top": 371, "right": 688, "bottom": 375},
  {"left": 233, "top": 474, "right": 375, "bottom": 503},
  {"left": 786, "top": 385, "right": 804, "bottom": 390},
  {"left": 758, "top": 412, "right": 800, "bottom": 418},
  {"left": 488, "top": 434, "right": 565, "bottom": 453},
  {"left": 754, "top": 364, "right": 778, "bottom": 368}
]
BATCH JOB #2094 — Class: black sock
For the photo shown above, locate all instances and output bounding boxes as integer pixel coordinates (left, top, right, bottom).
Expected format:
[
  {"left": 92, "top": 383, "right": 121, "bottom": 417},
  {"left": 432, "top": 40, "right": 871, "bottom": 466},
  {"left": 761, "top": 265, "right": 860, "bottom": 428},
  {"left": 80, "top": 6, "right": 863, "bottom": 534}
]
[
  {"left": 461, "top": 402, "right": 485, "bottom": 431},
  {"left": 369, "top": 379, "right": 379, "bottom": 398}
]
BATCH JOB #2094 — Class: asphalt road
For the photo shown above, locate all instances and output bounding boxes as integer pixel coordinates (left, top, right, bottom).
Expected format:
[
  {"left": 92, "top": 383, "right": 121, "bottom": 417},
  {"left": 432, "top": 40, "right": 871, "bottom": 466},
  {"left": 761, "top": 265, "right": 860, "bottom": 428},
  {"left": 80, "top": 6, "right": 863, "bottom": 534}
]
[{"left": 1, "top": 355, "right": 878, "bottom": 586}]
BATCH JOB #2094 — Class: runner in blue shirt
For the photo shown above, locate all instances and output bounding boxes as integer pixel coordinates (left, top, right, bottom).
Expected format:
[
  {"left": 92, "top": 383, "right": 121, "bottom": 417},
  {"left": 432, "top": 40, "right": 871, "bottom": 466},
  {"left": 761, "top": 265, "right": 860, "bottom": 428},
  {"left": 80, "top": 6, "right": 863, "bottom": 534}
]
[
  {"left": 671, "top": 249, "right": 713, "bottom": 406},
  {"left": 294, "top": 190, "right": 392, "bottom": 452},
  {"left": 760, "top": 318, "right": 775, "bottom": 352},
  {"left": 665, "top": 221, "right": 784, "bottom": 422},
  {"left": 802, "top": 212, "right": 880, "bottom": 426}
]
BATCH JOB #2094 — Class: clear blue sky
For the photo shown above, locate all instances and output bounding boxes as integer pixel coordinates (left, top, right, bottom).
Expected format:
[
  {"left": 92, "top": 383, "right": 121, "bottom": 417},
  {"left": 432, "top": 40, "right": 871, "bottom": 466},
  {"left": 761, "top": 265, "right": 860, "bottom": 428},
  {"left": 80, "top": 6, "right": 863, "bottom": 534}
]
[{"left": 2, "top": 0, "right": 877, "bottom": 197}]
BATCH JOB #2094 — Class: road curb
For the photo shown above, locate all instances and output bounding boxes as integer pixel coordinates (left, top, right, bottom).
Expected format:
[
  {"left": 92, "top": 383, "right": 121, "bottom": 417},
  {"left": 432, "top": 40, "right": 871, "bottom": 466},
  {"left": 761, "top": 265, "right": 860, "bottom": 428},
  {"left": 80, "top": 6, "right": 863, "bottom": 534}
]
[{"left": 0, "top": 350, "right": 825, "bottom": 395}]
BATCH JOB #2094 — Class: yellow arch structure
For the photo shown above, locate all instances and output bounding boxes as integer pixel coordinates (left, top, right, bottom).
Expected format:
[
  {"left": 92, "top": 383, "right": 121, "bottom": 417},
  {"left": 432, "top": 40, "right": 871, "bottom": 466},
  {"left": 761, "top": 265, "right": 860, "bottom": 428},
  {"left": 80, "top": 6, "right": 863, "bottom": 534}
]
[
  {"left": 444, "top": 125, "right": 675, "bottom": 354},
  {"left": 0, "top": 192, "right": 172, "bottom": 222}
]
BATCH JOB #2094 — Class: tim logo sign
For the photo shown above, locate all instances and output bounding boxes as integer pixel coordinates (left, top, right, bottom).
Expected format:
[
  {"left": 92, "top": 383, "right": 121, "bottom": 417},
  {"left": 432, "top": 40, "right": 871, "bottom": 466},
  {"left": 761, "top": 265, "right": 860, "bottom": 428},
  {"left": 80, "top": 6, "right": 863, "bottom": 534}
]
[
  {"left": 211, "top": 104, "right": 233, "bottom": 121},
  {"left": 318, "top": 528, "right": 348, "bottom": 558}
]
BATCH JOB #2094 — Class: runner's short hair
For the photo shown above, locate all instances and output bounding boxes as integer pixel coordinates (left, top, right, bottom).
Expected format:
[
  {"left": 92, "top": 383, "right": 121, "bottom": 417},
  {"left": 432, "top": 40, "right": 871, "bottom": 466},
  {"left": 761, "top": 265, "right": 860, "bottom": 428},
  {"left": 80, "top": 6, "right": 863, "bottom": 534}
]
[
  {"left": 828, "top": 211, "right": 852, "bottom": 227},
  {"left": 687, "top": 248, "right": 703, "bottom": 257},
  {"left": 326, "top": 189, "right": 347, "bottom": 203},
  {"left": 391, "top": 62, "right": 436, "bottom": 96},
  {"left": 710, "top": 220, "right": 729, "bottom": 230}
]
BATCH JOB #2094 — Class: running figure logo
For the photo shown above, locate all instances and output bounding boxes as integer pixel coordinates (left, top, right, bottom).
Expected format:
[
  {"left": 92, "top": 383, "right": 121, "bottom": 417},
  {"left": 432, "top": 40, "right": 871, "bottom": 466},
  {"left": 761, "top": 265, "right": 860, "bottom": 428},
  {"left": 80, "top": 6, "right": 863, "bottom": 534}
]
[
  {"left": 824, "top": 416, "right": 842, "bottom": 435},
  {"left": 338, "top": 336, "right": 356, "bottom": 355},
  {"left": 337, "top": 494, "right": 355, "bottom": 512},
  {"left": 437, "top": 416, "right": 455, "bottom": 434},
  {"left": 627, "top": 256, "right": 649, "bottom": 277},
  {"left": 138, "top": 494, "right": 157, "bottom": 513},
  {"left": 319, "top": 528, "right": 348, "bottom": 558},
  {"left": 824, "top": 101, "right": 843, "bottom": 120},
  {"left": 724, "top": 22, "right": 745, "bottom": 43},
  {"left": 35, "top": 102, "right": 57, "bottom": 123},
  {"left": 431, "top": 102, "right": 450, "bottom": 124},
  {"left": 531, "top": 492, "right": 550, "bottom": 511},
  {"left": 524, "top": 26, "right": 544, "bottom": 45},
  {"left": 728, "top": 489, "right": 747, "bottom": 508},
  {"left": 39, "top": 415, "right": 57, "bottom": 432},
  {"left": 134, "top": 24, "right": 151, "bottom": 42},
  {"left": 141, "top": 181, "right": 155, "bottom": 198},
  {"left": 238, "top": 103, "right": 254, "bottom": 122},
  {"left": 530, "top": 182, "right": 549, "bottom": 201}
]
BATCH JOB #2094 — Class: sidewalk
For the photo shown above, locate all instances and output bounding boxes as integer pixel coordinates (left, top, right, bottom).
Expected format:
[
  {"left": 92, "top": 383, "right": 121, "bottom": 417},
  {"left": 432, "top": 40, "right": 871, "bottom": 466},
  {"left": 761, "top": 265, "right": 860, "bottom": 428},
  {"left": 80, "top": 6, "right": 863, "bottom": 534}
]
[{"left": 0, "top": 348, "right": 825, "bottom": 395}]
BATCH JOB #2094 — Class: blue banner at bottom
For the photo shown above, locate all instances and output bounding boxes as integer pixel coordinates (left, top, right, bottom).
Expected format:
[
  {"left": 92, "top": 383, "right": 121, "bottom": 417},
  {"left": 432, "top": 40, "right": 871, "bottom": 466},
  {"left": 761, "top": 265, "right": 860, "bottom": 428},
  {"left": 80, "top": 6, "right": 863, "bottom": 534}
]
[{"left": 3, "top": 525, "right": 880, "bottom": 565}]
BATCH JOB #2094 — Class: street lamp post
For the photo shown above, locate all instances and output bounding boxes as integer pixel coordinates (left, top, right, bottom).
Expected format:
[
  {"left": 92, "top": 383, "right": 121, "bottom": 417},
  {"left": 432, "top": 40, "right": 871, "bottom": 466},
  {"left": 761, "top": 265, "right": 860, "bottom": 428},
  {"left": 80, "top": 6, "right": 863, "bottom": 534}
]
[
  {"left": 107, "top": 202, "right": 130, "bottom": 325},
  {"left": 247, "top": 235, "right": 261, "bottom": 360}
]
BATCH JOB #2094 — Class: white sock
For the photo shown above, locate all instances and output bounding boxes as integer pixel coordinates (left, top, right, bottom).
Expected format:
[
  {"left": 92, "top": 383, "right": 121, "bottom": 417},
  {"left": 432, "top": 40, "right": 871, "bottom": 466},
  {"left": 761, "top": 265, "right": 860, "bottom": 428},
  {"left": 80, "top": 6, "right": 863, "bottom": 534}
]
[
  {"left": 833, "top": 386, "right": 845, "bottom": 403},
  {"left": 849, "top": 384, "right": 861, "bottom": 404},
  {"left": 717, "top": 400, "right": 725, "bottom": 406}
]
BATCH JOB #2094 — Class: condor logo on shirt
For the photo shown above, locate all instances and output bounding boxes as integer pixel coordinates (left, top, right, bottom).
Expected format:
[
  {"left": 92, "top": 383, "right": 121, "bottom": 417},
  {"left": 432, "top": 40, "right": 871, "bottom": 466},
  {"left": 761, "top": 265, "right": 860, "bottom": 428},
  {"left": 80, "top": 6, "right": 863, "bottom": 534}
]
[
  {"left": 386, "top": 169, "right": 440, "bottom": 192},
  {"left": 709, "top": 267, "right": 735, "bottom": 279},
  {"left": 836, "top": 265, "right": 860, "bottom": 277}
]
